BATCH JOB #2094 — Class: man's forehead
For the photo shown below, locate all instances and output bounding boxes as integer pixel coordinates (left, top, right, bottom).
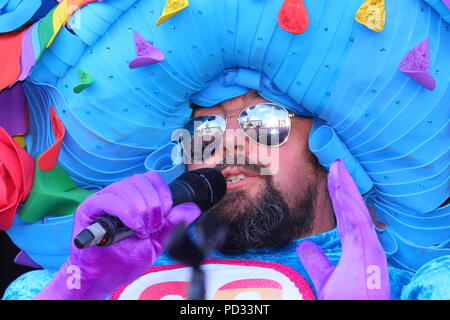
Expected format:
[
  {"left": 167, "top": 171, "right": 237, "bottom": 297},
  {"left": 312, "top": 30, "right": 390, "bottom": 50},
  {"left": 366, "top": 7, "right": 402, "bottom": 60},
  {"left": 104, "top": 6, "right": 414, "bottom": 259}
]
[
  {"left": 190, "top": 90, "right": 267, "bottom": 117},
  {"left": 190, "top": 104, "right": 220, "bottom": 118}
]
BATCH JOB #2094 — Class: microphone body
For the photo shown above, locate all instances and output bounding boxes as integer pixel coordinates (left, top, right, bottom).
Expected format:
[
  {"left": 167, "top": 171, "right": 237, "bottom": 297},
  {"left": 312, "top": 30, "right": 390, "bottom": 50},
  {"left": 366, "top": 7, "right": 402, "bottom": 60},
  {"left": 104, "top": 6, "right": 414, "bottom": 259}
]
[{"left": 74, "top": 168, "right": 226, "bottom": 249}]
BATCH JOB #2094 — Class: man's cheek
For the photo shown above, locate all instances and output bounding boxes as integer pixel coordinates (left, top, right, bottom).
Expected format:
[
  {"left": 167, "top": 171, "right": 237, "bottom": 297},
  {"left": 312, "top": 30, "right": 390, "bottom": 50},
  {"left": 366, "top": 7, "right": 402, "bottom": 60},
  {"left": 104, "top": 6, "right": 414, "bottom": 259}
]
[{"left": 252, "top": 144, "right": 279, "bottom": 176}]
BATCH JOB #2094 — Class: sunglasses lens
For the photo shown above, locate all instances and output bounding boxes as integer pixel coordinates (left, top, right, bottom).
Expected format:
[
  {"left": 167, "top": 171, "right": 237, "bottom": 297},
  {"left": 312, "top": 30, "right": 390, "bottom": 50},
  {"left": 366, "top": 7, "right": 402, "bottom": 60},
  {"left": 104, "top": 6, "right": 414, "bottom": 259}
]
[
  {"left": 179, "top": 104, "right": 292, "bottom": 161},
  {"left": 239, "top": 104, "right": 291, "bottom": 146},
  {"left": 181, "top": 115, "right": 226, "bottom": 161}
]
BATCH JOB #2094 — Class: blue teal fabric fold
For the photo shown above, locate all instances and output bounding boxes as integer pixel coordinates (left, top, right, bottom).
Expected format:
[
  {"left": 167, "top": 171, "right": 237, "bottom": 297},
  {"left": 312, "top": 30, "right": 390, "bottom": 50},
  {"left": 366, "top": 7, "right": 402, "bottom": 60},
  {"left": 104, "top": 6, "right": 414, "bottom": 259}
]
[
  {"left": 424, "top": 0, "right": 450, "bottom": 23},
  {"left": 144, "top": 142, "right": 185, "bottom": 184},
  {"left": 190, "top": 68, "right": 313, "bottom": 117},
  {"left": 6, "top": 214, "right": 73, "bottom": 271},
  {"left": 0, "top": 0, "right": 42, "bottom": 33},
  {"left": 309, "top": 123, "right": 373, "bottom": 194}
]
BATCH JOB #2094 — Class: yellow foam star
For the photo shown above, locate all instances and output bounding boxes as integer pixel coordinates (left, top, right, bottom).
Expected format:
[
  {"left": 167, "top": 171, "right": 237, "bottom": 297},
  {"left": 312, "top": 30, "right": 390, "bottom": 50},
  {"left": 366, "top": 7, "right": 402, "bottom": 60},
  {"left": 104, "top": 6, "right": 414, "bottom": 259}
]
[
  {"left": 47, "top": 0, "right": 69, "bottom": 48},
  {"left": 46, "top": 0, "right": 100, "bottom": 49},
  {"left": 156, "top": 0, "right": 189, "bottom": 26},
  {"left": 355, "top": 0, "right": 386, "bottom": 33}
]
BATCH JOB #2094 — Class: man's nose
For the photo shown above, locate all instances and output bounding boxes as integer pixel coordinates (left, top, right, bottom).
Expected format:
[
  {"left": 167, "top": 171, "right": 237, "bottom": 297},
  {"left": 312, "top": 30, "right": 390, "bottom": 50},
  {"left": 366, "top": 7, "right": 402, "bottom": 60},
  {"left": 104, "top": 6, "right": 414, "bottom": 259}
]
[{"left": 223, "top": 115, "right": 247, "bottom": 156}]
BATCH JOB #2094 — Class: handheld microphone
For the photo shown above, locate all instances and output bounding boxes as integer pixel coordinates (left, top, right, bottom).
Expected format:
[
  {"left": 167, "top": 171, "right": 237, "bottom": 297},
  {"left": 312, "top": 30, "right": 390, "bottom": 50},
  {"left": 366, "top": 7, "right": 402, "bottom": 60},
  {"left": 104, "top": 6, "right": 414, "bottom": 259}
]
[{"left": 74, "top": 168, "right": 227, "bottom": 249}]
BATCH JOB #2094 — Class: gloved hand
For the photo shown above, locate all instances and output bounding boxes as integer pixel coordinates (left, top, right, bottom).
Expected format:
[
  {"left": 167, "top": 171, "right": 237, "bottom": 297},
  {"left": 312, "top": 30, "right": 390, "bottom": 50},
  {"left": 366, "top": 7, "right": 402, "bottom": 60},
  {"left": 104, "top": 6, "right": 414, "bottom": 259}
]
[
  {"left": 34, "top": 171, "right": 201, "bottom": 300},
  {"left": 296, "top": 159, "right": 390, "bottom": 300}
]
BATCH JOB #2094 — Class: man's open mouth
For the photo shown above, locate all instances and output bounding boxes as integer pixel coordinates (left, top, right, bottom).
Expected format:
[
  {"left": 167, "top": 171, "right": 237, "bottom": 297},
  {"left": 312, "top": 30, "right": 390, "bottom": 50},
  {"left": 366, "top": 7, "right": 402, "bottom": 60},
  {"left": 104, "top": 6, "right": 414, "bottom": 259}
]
[{"left": 221, "top": 167, "right": 259, "bottom": 189}]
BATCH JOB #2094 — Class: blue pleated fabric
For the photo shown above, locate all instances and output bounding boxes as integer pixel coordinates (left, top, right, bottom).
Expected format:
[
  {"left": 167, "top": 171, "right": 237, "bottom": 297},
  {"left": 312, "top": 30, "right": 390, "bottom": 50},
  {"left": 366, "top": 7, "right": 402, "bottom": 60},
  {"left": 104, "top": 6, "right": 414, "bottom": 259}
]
[
  {"left": 6, "top": 213, "right": 72, "bottom": 271},
  {"left": 22, "top": 0, "right": 449, "bottom": 272},
  {"left": 0, "top": 0, "right": 42, "bottom": 33}
]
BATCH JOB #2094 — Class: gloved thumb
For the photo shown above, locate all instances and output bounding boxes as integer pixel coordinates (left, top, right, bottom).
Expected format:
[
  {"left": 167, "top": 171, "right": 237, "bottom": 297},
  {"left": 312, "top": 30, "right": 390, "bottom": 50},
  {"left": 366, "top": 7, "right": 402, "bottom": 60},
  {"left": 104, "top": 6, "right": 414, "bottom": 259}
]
[
  {"left": 166, "top": 203, "right": 201, "bottom": 227},
  {"left": 153, "top": 202, "right": 201, "bottom": 244},
  {"left": 297, "top": 240, "right": 334, "bottom": 295}
]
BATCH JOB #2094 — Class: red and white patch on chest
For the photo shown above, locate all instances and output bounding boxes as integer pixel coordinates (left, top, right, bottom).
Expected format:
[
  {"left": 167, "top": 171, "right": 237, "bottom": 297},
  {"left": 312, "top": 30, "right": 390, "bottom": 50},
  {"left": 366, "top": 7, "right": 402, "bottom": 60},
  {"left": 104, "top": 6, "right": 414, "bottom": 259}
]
[{"left": 110, "top": 259, "right": 315, "bottom": 300}]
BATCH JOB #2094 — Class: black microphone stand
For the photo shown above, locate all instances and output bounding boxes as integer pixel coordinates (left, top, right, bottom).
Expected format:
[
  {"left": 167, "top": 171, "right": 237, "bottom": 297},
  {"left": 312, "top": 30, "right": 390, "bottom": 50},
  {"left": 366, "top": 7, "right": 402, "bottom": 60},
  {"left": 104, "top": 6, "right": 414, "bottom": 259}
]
[
  {"left": 165, "top": 222, "right": 206, "bottom": 300},
  {"left": 165, "top": 215, "right": 228, "bottom": 300},
  {"left": 189, "top": 265, "right": 206, "bottom": 300}
]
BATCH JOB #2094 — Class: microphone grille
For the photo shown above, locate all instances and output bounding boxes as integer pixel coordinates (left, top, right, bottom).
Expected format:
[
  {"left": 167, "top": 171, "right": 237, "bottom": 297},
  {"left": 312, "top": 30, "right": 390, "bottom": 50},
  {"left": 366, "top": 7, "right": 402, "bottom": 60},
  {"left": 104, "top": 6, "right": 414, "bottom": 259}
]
[{"left": 177, "top": 168, "right": 226, "bottom": 212}]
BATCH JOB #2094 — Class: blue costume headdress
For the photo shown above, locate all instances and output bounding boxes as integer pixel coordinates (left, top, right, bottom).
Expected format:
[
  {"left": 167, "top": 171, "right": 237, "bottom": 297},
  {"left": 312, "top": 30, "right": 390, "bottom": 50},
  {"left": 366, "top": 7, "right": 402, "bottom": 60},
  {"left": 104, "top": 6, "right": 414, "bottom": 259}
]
[{"left": 2, "top": 0, "right": 449, "bottom": 273}]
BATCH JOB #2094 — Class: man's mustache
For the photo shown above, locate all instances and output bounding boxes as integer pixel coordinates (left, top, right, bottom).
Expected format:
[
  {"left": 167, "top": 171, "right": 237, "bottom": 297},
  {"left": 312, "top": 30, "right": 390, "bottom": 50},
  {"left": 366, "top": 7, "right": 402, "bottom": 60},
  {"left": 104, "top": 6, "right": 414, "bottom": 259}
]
[{"left": 213, "top": 155, "right": 269, "bottom": 179}]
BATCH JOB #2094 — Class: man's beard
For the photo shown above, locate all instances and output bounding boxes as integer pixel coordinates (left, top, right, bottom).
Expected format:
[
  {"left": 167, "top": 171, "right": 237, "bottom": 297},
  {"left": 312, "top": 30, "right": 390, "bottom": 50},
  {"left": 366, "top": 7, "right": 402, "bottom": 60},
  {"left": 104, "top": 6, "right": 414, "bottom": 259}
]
[{"left": 196, "top": 163, "right": 318, "bottom": 255}]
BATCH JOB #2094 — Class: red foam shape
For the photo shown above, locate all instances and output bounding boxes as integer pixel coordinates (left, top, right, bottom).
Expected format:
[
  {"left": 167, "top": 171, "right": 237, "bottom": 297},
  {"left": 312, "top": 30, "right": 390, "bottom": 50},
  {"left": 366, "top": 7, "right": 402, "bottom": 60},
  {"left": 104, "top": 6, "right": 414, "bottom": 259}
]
[
  {"left": 38, "top": 107, "right": 66, "bottom": 171},
  {"left": 278, "top": 0, "right": 309, "bottom": 34},
  {"left": 0, "top": 127, "right": 35, "bottom": 230},
  {"left": 0, "top": 30, "right": 27, "bottom": 91}
]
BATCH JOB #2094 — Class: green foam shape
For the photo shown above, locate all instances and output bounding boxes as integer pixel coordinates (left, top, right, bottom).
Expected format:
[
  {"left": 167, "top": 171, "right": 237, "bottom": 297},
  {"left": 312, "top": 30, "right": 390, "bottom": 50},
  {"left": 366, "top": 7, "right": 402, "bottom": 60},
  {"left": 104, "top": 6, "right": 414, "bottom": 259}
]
[
  {"left": 19, "top": 156, "right": 94, "bottom": 223},
  {"left": 37, "top": 7, "right": 56, "bottom": 54},
  {"left": 73, "top": 69, "right": 94, "bottom": 93}
]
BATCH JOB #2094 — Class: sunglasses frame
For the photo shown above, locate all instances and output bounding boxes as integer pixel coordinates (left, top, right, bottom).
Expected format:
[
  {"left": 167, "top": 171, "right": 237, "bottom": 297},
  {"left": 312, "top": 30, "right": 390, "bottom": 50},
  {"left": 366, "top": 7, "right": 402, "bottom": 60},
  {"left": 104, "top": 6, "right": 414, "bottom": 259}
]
[{"left": 179, "top": 103, "right": 295, "bottom": 161}]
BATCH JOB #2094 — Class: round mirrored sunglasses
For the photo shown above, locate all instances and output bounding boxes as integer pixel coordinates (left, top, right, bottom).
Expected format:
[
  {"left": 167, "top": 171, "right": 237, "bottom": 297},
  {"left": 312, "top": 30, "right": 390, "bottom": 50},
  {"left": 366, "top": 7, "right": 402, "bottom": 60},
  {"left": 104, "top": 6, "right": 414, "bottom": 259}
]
[{"left": 178, "top": 103, "right": 294, "bottom": 161}]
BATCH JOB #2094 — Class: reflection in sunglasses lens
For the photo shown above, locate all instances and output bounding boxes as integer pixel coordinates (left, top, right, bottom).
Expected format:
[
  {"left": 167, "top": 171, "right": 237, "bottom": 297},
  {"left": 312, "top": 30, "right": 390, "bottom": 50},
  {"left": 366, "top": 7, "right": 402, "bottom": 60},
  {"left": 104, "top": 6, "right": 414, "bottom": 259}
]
[
  {"left": 239, "top": 104, "right": 290, "bottom": 146},
  {"left": 182, "top": 104, "right": 291, "bottom": 161}
]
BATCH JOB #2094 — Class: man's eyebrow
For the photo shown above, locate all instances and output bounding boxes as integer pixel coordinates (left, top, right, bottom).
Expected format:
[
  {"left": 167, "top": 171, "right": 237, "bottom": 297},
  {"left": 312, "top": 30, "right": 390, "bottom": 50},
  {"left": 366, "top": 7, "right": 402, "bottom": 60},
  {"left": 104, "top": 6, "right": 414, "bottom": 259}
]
[
  {"left": 190, "top": 101, "right": 224, "bottom": 113},
  {"left": 190, "top": 105, "right": 222, "bottom": 118},
  {"left": 190, "top": 101, "right": 223, "bottom": 109},
  {"left": 247, "top": 90, "right": 259, "bottom": 97},
  {"left": 245, "top": 90, "right": 261, "bottom": 100}
]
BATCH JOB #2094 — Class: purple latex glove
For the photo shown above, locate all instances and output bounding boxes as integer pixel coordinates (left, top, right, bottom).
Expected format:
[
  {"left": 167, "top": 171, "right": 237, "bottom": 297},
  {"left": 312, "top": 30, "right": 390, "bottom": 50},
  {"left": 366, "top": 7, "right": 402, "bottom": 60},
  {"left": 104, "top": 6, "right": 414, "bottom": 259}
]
[
  {"left": 297, "top": 160, "right": 390, "bottom": 300},
  {"left": 34, "top": 171, "right": 201, "bottom": 300}
]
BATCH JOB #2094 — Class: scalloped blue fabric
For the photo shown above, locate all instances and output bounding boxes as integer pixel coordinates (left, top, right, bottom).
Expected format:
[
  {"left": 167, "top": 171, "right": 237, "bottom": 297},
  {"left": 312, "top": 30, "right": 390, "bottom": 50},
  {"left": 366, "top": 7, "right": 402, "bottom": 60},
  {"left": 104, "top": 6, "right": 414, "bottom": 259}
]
[
  {"left": 21, "top": 0, "right": 449, "bottom": 273},
  {"left": 190, "top": 67, "right": 313, "bottom": 117},
  {"left": 0, "top": 0, "right": 42, "bottom": 33},
  {"left": 309, "top": 122, "right": 373, "bottom": 194},
  {"left": 424, "top": 0, "right": 450, "bottom": 23},
  {"left": 6, "top": 213, "right": 72, "bottom": 271}
]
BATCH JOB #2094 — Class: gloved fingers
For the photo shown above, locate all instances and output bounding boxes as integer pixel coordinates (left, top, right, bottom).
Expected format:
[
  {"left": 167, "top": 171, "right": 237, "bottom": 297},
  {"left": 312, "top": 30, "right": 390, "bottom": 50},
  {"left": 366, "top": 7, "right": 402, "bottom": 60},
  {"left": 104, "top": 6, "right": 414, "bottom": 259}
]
[
  {"left": 327, "top": 160, "right": 376, "bottom": 249},
  {"left": 296, "top": 241, "right": 334, "bottom": 294},
  {"left": 166, "top": 203, "right": 201, "bottom": 228},
  {"left": 328, "top": 160, "right": 362, "bottom": 206},
  {"left": 153, "top": 202, "right": 201, "bottom": 246},
  {"left": 328, "top": 160, "right": 388, "bottom": 286},
  {"left": 97, "top": 172, "right": 172, "bottom": 238},
  {"left": 140, "top": 171, "right": 173, "bottom": 218},
  {"left": 75, "top": 191, "right": 151, "bottom": 238},
  {"left": 124, "top": 173, "right": 171, "bottom": 236},
  {"left": 334, "top": 187, "right": 381, "bottom": 247},
  {"left": 75, "top": 192, "right": 133, "bottom": 227},
  {"left": 98, "top": 177, "right": 149, "bottom": 216},
  {"left": 330, "top": 160, "right": 373, "bottom": 226},
  {"left": 118, "top": 172, "right": 173, "bottom": 237}
]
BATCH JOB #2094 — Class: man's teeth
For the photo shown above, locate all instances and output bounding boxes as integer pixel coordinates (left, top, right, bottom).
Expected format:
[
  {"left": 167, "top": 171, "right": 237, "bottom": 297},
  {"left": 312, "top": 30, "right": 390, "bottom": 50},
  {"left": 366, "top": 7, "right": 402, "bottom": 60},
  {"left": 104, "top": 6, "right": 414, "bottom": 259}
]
[{"left": 227, "top": 174, "right": 247, "bottom": 184}]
